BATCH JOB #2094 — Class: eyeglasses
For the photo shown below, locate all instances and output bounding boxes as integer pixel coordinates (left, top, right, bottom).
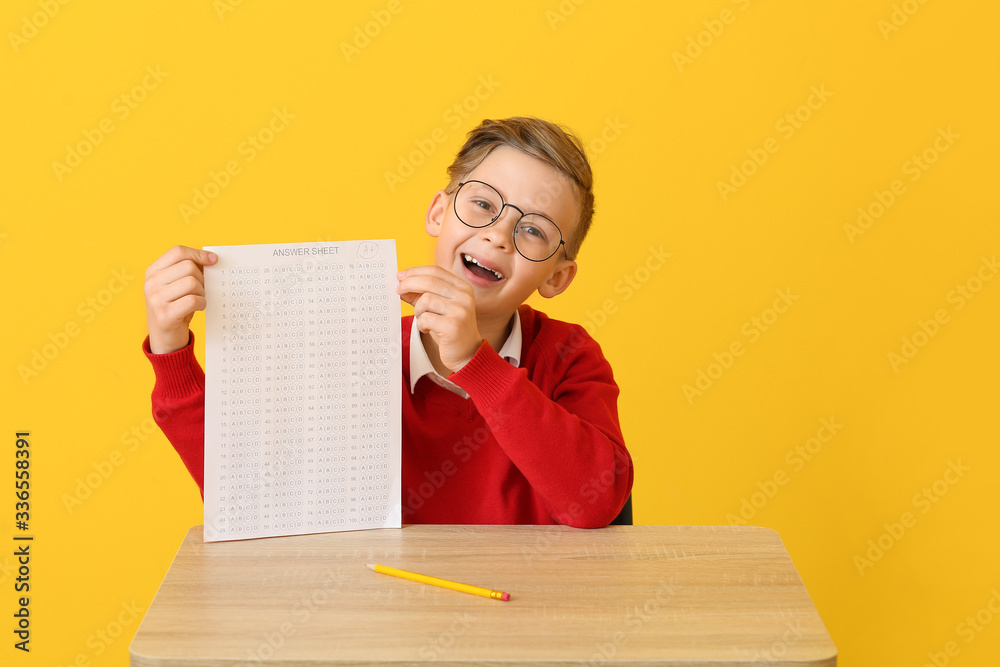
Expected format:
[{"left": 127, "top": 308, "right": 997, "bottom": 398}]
[{"left": 452, "top": 180, "right": 566, "bottom": 262}]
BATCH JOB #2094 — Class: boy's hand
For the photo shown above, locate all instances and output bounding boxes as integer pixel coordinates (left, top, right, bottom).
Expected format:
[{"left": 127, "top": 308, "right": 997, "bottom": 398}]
[
  {"left": 144, "top": 245, "right": 218, "bottom": 354},
  {"left": 396, "top": 265, "right": 482, "bottom": 373}
]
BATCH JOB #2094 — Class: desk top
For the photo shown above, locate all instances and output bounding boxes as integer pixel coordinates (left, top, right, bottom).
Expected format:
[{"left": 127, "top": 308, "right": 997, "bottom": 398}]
[{"left": 130, "top": 524, "right": 836, "bottom": 666}]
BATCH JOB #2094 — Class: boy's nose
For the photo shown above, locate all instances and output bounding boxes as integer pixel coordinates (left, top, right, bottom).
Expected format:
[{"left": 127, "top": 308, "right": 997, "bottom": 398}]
[
  {"left": 479, "top": 226, "right": 510, "bottom": 251},
  {"left": 479, "top": 208, "right": 516, "bottom": 251}
]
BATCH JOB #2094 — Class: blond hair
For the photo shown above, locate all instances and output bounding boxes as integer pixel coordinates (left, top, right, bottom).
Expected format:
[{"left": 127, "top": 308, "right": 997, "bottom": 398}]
[{"left": 445, "top": 117, "right": 594, "bottom": 260}]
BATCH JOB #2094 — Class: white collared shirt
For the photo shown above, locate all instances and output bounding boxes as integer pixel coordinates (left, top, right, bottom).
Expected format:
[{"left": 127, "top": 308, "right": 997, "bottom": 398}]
[{"left": 408, "top": 311, "right": 522, "bottom": 398}]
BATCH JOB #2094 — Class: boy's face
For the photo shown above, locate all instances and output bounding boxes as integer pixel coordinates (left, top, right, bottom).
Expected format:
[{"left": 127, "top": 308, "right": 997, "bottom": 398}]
[{"left": 425, "top": 145, "right": 581, "bottom": 321}]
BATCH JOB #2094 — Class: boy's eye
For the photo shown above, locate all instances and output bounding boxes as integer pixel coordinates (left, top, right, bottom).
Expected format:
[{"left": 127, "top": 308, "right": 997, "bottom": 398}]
[
  {"left": 518, "top": 222, "right": 547, "bottom": 241},
  {"left": 472, "top": 198, "right": 496, "bottom": 213}
]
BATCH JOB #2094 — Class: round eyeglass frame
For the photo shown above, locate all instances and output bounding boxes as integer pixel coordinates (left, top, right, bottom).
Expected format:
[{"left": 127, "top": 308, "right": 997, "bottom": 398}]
[{"left": 452, "top": 180, "right": 567, "bottom": 262}]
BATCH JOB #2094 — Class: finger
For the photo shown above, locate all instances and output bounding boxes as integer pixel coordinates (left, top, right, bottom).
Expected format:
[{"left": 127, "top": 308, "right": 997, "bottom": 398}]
[
  {"left": 396, "top": 279, "right": 420, "bottom": 306},
  {"left": 398, "top": 289, "right": 421, "bottom": 307},
  {"left": 412, "top": 292, "right": 462, "bottom": 320},
  {"left": 414, "top": 311, "right": 444, "bottom": 335},
  {"left": 397, "top": 265, "right": 467, "bottom": 289},
  {"left": 411, "top": 294, "right": 434, "bottom": 321},
  {"left": 149, "top": 259, "right": 210, "bottom": 292},
  {"left": 155, "top": 274, "right": 206, "bottom": 305},
  {"left": 146, "top": 245, "right": 218, "bottom": 279},
  {"left": 158, "top": 259, "right": 205, "bottom": 285},
  {"left": 396, "top": 274, "right": 462, "bottom": 301},
  {"left": 145, "top": 259, "right": 213, "bottom": 292},
  {"left": 165, "top": 294, "right": 208, "bottom": 322},
  {"left": 398, "top": 285, "right": 451, "bottom": 307}
]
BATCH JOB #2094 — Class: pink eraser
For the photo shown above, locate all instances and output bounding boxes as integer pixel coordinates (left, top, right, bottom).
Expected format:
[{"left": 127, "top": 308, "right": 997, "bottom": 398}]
[{"left": 501, "top": 592, "right": 510, "bottom": 601}]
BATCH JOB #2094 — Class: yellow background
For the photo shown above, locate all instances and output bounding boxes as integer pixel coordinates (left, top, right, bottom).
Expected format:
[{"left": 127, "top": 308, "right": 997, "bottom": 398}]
[{"left": 2, "top": 1, "right": 998, "bottom": 665}]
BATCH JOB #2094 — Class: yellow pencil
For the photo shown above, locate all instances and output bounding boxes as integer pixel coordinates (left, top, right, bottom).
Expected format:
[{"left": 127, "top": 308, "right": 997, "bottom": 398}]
[{"left": 366, "top": 563, "right": 511, "bottom": 601}]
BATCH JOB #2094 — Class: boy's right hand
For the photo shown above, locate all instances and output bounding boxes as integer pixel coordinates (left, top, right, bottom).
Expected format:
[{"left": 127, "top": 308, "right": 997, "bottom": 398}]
[{"left": 144, "top": 245, "right": 218, "bottom": 354}]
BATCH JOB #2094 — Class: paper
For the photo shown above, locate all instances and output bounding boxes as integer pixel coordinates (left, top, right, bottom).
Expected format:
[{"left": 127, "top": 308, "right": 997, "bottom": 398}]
[{"left": 202, "top": 241, "right": 402, "bottom": 542}]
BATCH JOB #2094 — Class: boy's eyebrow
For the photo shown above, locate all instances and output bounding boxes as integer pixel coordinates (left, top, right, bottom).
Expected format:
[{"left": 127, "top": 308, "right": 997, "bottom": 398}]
[
  {"left": 490, "top": 183, "right": 559, "bottom": 222},
  {"left": 527, "top": 202, "right": 556, "bottom": 220}
]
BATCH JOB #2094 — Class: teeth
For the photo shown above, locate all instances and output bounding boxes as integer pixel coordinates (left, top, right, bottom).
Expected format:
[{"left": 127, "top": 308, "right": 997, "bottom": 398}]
[{"left": 464, "top": 254, "right": 503, "bottom": 279}]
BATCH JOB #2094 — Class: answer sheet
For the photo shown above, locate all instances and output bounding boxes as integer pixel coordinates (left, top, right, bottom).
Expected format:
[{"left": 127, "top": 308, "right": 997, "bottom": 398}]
[{"left": 202, "top": 241, "right": 401, "bottom": 542}]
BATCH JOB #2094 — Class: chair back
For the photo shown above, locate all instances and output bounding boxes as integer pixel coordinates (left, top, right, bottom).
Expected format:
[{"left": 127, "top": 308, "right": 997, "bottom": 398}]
[{"left": 609, "top": 495, "right": 632, "bottom": 525}]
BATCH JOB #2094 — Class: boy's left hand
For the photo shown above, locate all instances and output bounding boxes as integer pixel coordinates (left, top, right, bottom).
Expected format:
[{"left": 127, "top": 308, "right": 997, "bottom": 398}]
[{"left": 396, "top": 265, "right": 482, "bottom": 373}]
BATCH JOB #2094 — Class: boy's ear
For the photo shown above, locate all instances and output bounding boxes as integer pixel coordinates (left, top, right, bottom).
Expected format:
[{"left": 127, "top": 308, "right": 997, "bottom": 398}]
[
  {"left": 538, "top": 257, "right": 578, "bottom": 299},
  {"left": 425, "top": 190, "right": 448, "bottom": 238}
]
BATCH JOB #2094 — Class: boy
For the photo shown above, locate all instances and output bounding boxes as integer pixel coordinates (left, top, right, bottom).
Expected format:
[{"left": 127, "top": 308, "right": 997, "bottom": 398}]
[{"left": 143, "top": 116, "right": 632, "bottom": 528}]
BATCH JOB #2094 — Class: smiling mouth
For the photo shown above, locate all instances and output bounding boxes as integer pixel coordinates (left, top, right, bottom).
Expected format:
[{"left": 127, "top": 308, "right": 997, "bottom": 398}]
[{"left": 462, "top": 254, "right": 504, "bottom": 281}]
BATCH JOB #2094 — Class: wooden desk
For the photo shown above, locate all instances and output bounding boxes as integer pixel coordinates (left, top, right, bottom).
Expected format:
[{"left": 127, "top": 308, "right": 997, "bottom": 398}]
[{"left": 130, "top": 525, "right": 836, "bottom": 666}]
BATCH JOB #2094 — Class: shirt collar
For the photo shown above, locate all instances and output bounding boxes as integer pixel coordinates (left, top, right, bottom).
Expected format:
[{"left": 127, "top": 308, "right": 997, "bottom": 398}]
[{"left": 408, "top": 310, "right": 522, "bottom": 395}]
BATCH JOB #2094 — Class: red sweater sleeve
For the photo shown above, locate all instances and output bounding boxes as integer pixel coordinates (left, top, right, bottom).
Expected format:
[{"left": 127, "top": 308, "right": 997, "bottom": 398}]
[
  {"left": 448, "top": 323, "right": 633, "bottom": 529},
  {"left": 142, "top": 331, "right": 206, "bottom": 500}
]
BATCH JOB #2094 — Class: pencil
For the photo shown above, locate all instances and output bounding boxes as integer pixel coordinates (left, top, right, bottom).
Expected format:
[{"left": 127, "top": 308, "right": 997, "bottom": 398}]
[{"left": 366, "top": 563, "right": 511, "bottom": 601}]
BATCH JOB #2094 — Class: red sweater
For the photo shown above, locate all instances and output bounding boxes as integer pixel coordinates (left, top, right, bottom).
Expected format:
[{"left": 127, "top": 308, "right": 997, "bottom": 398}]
[{"left": 144, "top": 304, "right": 632, "bottom": 528}]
